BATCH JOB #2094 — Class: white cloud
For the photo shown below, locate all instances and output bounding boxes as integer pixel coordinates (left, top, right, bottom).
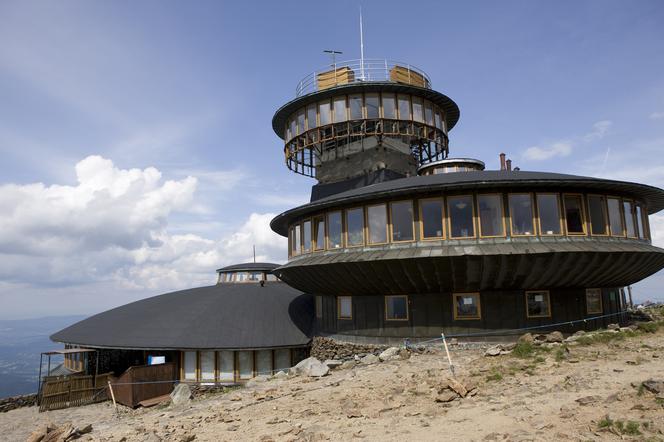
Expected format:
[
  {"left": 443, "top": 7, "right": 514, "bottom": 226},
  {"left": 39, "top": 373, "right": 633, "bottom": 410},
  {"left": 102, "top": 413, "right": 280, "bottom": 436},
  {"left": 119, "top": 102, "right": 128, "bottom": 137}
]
[
  {"left": 650, "top": 214, "right": 664, "bottom": 249},
  {"left": 583, "top": 120, "right": 612, "bottom": 141},
  {"left": 649, "top": 112, "right": 664, "bottom": 120},
  {"left": 522, "top": 141, "right": 573, "bottom": 161}
]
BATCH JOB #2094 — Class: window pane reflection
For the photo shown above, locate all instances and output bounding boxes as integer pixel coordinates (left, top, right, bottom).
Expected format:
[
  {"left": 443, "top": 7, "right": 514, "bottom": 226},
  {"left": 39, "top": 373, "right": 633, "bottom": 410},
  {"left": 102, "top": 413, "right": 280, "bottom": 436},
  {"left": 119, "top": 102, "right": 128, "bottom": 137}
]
[
  {"left": 526, "top": 291, "right": 550, "bottom": 318},
  {"left": 509, "top": 194, "right": 534, "bottom": 235},
  {"left": 386, "top": 296, "right": 408, "bottom": 320},
  {"left": 319, "top": 101, "right": 331, "bottom": 125},
  {"left": 478, "top": 194, "right": 504, "bottom": 237},
  {"left": 306, "top": 104, "right": 317, "bottom": 129},
  {"left": 382, "top": 93, "right": 396, "bottom": 119},
  {"left": 537, "top": 194, "right": 561, "bottom": 235},
  {"left": 302, "top": 220, "right": 311, "bottom": 252},
  {"left": 327, "top": 211, "right": 342, "bottom": 248},
  {"left": 349, "top": 94, "right": 363, "bottom": 120},
  {"left": 607, "top": 198, "right": 624, "bottom": 236},
  {"left": 448, "top": 195, "right": 475, "bottom": 238},
  {"left": 398, "top": 95, "right": 411, "bottom": 120},
  {"left": 365, "top": 93, "right": 379, "bottom": 118},
  {"left": 412, "top": 97, "right": 423, "bottom": 122},
  {"left": 333, "top": 96, "right": 347, "bottom": 122},
  {"left": 623, "top": 201, "right": 636, "bottom": 237},
  {"left": 367, "top": 204, "right": 387, "bottom": 244},
  {"left": 636, "top": 205, "right": 645, "bottom": 239},
  {"left": 346, "top": 208, "right": 365, "bottom": 246},
  {"left": 420, "top": 199, "right": 444, "bottom": 239},
  {"left": 564, "top": 195, "right": 585, "bottom": 234},
  {"left": 391, "top": 201, "right": 414, "bottom": 241},
  {"left": 588, "top": 195, "right": 608, "bottom": 235},
  {"left": 314, "top": 217, "right": 325, "bottom": 250}
]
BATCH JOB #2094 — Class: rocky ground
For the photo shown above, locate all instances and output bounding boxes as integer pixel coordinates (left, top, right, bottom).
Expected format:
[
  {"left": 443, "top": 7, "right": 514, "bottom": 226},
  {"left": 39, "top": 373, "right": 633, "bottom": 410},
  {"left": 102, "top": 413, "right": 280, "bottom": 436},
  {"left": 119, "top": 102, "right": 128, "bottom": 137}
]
[{"left": 2, "top": 317, "right": 664, "bottom": 442}]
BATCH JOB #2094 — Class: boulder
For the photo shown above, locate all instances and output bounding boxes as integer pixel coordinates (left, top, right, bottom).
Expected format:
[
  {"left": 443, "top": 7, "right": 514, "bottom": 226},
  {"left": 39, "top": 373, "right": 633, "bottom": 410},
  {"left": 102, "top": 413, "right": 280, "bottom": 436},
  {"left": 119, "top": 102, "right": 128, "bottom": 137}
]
[
  {"left": 378, "top": 347, "right": 400, "bottom": 361},
  {"left": 340, "top": 360, "right": 357, "bottom": 370},
  {"left": 245, "top": 375, "right": 270, "bottom": 387},
  {"left": 360, "top": 354, "right": 380, "bottom": 365},
  {"left": 434, "top": 390, "right": 458, "bottom": 403},
  {"left": 323, "top": 359, "right": 343, "bottom": 369},
  {"left": 642, "top": 379, "right": 664, "bottom": 395},
  {"left": 446, "top": 378, "right": 468, "bottom": 397},
  {"left": 170, "top": 383, "right": 192, "bottom": 407},
  {"left": 272, "top": 370, "right": 288, "bottom": 379},
  {"left": 544, "top": 331, "right": 564, "bottom": 343},
  {"left": 398, "top": 348, "right": 411, "bottom": 360},
  {"left": 289, "top": 357, "right": 329, "bottom": 377},
  {"left": 484, "top": 345, "right": 502, "bottom": 357},
  {"left": 607, "top": 323, "right": 620, "bottom": 331},
  {"left": 573, "top": 330, "right": 586, "bottom": 336},
  {"left": 518, "top": 333, "right": 534, "bottom": 344}
]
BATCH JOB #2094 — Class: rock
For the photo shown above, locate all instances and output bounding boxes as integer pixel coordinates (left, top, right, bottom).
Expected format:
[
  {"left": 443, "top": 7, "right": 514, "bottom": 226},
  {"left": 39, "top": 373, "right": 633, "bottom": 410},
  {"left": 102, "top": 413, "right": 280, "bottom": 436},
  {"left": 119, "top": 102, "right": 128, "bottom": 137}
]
[
  {"left": 518, "top": 333, "right": 534, "bottom": 344},
  {"left": 170, "top": 383, "right": 192, "bottom": 407},
  {"left": 484, "top": 345, "right": 502, "bottom": 357},
  {"left": 575, "top": 395, "right": 600, "bottom": 405},
  {"left": 434, "top": 390, "right": 458, "bottom": 403},
  {"left": 572, "top": 330, "right": 586, "bottom": 336},
  {"left": 323, "top": 359, "right": 343, "bottom": 369},
  {"left": 619, "top": 327, "right": 632, "bottom": 332},
  {"left": 398, "top": 349, "right": 411, "bottom": 360},
  {"left": 290, "top": 357, "right": 329, "bottom": 377},
  {"left": 360, "top": 354, "right": 380, "bottom": 365},
  {"left": 272, "top": 370, "right": 288, "bottom": 379},
  {"left": 26, "top": 425, "right": 50, "bottom": 442},
  {"left": 378, "top": 347, "right": 400, "bottom": 361},
  {"left": 446, "top": 378, "right": 468, "bottom": 397},
  {"left": 448, "top": 338, "right": 458, "bottom": 345},
  {"left": 545, "top": 331, "right": 564, "bottom": 343},
  {"left": 180, "top": 434, "right": 196, "bottom": 442},
  {"left": 340, "top": 360, "right": 357, "bottom": 370},
  {"left": 642, "top": 379, "right": 664, "bottom": 395},
  {"left": 607, "top": 323, "right": 619, "bottom": 330},
  {"left": 245, "top": 375, "right": 270, "bottom": 387}
]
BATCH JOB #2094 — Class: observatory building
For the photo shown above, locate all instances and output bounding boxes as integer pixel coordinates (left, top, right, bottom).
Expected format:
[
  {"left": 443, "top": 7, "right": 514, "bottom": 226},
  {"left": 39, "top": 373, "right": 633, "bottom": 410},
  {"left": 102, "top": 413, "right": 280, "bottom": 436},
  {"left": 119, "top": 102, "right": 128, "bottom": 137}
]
[{"left": 51, "top": 58, "right": 664, "bottom": 388}]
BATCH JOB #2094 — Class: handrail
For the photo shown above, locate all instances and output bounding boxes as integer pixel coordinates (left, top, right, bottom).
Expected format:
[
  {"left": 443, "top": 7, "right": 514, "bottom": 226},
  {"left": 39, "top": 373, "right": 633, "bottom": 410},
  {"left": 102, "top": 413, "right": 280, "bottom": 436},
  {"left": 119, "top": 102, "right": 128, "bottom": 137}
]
[{"left": 295, "top": 59, "right": 432, "bottom": 97}]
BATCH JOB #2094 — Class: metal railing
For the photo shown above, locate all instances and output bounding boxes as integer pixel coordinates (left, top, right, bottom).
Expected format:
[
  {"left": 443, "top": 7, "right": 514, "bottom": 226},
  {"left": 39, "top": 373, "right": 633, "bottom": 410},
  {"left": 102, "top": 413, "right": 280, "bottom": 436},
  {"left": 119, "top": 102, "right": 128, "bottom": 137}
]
[{"left": 295, "top": 59, "right": 432, "bottom": 97}]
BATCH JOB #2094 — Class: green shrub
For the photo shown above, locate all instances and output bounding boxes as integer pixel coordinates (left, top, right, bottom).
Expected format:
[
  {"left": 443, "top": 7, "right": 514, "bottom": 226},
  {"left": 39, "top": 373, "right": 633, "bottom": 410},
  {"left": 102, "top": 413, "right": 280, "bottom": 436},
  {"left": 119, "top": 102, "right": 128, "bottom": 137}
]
[
  {"left": 637, "top": 322, "right": 659, "bottom": 333},
  {"left": 624, "top": 421, "right": 641, "bottom": 435},
  {"left": 598, "top": 416, "right": 613, "bottom": 428},
  {"left": 554, "top": 346, "right": 568, "bottom": 362},
  {"left": 512, "top": 342, "right": 535, "bottom": 358}
]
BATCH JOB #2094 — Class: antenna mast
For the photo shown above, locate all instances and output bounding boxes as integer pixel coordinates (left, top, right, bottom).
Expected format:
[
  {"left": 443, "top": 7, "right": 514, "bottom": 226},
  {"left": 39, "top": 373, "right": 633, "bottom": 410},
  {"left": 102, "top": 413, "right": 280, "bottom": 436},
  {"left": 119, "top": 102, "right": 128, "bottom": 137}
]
[
  {"left": 323, "top": 49, "right": 343, "bottom": 68},
  {"left": 253, "top": 245, "right": 256, "bottom": 263},
  {"left": 359, "top": 7, "right": 365, "bottom": 80}
]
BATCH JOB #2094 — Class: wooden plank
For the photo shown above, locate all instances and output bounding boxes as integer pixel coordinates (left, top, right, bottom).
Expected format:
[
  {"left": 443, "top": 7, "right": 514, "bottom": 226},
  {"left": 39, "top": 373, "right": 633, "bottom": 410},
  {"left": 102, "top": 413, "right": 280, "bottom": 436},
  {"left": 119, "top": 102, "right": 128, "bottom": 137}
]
[{"left": 138, "top": 394, "right": 171, "bottom": 408}]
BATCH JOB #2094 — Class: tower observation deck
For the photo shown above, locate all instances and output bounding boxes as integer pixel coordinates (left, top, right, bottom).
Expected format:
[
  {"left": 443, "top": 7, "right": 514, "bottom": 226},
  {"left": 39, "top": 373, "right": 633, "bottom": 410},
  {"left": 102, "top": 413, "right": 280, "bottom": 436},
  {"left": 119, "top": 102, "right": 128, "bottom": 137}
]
[{"left": 272, "top": 59, "right": 460, "bottom": 188}]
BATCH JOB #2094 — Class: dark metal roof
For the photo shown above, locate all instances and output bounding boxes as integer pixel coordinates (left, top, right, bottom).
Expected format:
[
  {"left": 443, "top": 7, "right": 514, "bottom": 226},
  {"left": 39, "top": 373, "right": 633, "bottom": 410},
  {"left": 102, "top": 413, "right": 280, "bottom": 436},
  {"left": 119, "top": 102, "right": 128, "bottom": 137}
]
[
  {"left": 215, "top": 262, "right": 280, "bottom": 273},
  {"left": 51, "top": 283, "right": 312, "bottom": 350},
  {"left": 270, "top": 170, "right": 664, "bottom": 236},
  {"left": 272, "top": 82, "right": 461, "bottom": 138}
]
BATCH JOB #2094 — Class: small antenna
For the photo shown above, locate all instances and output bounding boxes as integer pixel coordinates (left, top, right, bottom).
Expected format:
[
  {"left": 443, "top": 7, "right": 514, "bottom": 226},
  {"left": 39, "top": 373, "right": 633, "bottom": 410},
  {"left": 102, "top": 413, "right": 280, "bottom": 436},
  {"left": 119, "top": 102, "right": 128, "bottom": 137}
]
[
  {"left": 359, "top": 6, "right": 365, "bottom": 80},
  {"left": 253, "top": 245, "right": 256, "bottom": 263},
  {"left": 323, "top": 49, "right": 343, "bottom": 68}
]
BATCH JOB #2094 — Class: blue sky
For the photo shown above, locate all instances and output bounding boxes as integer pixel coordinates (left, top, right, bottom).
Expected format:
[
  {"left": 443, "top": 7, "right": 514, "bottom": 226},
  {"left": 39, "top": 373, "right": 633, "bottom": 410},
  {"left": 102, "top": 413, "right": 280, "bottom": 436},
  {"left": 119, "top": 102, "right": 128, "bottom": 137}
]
[{"left": 0, "top": 0, "right": 663, "bottom": 319}]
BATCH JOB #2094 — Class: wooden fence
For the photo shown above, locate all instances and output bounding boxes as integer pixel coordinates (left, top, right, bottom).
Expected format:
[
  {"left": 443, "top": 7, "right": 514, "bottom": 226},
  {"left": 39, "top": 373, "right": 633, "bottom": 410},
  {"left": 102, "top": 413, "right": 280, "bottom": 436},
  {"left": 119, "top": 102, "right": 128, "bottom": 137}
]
[
  {"left": 39, "top": 372, "right": 113, "bottom": 412},
  {"left": 111, "top": 363, "right": 175, "bottom": 408}
]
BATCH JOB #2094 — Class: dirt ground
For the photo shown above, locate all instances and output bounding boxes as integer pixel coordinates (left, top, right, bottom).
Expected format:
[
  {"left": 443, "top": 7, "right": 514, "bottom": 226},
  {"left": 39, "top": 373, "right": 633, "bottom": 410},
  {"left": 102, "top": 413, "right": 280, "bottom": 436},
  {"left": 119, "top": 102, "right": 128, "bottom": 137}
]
[{"left": 2, "top": 328, "right": 663, "bottom": 442}]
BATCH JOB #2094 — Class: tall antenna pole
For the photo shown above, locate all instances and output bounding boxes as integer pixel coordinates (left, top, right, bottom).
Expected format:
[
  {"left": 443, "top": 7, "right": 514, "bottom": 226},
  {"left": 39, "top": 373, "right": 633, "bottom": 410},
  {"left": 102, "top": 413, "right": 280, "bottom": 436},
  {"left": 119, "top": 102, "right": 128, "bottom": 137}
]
[
  {"left": 359, "top": 7, "right": 365, "bottom": 80},
  {"left": 253, "top": 245, "right": 256, "bottom": 263},
  {"left": 323, "top": 50, "right": 343, "bottom": 68}
]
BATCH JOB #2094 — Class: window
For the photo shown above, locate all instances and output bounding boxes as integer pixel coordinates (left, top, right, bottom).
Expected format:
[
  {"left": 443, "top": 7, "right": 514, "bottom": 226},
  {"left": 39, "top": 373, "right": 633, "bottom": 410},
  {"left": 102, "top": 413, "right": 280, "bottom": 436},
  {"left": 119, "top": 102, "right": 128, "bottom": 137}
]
[
  {"left": 525, "top": 291, "right": 551, "bottom": 318},
  {"left": 420, "top": 198, "right": 444, "bottom": 239},
  {"left": 274, "top": 349, "right": 291, "bottom": 372},
  {"left": 289, "top": 226, "right": 297, "bottom": 256},
  {"left": 448, "top": 195, "right": 475, "bottom": 238},
  {"left": 564, "top": 195, "right": 586, "bottom": 234},
  {"left": 238, "top": 351, "right": 253, "bottom": 379},
  {"left": 586, "top": 288, "right": 603, "bottom": 314},
  {"left": 346, "top": 207, "right": 365, "bottom": 246},
  {"left": 636, "top": 205, "right": 645, "bottom": 239},
  {"left": 453, "top": 293, "right": 481, "bottom": 320},
  {"left": 623, "top": 200, "right": 636, "bottom": 237},
  {"left": 338, "top": 296, "right": 352, "bottom": 319},
  {"left": 218, "top": 351, "right": 234, "bottom": 381},
  {"left": 319, "top": 100, "right": 331, "bottom": 125},
  {"left": 434, "top": 110, "right": 442, "bottom": 130},
  {"left": 302, "top": 220, "right": 312, "bottom": 252},
  {"left": 200, "top": 351, "right": 215, "bottom": 381},
  {"left": 607, "top": 197, "right": 624, "bottom": 236},
  {"left": 385, "top": 295, "right": 409, "bottom": 321},
  {"left": 327, "top": 211, "right": 342, "bottom": 249},
  {"left": 256, "top": 350, "right": 272, "bottom": 377},
  {"left": 314, "top": 217, "right": 325, "bottom": 250},
  {"left": 398, "top": 94, "right": 411, "bottom": 120},
  {"left": 315, "top": 296, "right": 322, "bottom": 318},
  {"left": 183, "top": 351, "right": 196, "bottom": 381},
  {"left": 289, "top": 117, "right": 296, "bottom": 140},
  {"left": 390, "top": 201, "right": 414, "bottom": 241},
  {"left": 333, "top": 96, "right": 347, "bottom": 122},
  {"left": 478, "top": 194, "right": 504, "bottom": 237},
  {"left": 365, "top": 93, "right": 379, "bottom": 118},
  {"left": 294, "top": 223, "right": 301, "bottom": 255},
  {"left": 349, "top": 94, "right": 363, "bottom": 120},
  {"left": 537, "top": 194, "right": 562, "bottom": 235},
  {"left": 382, "top": 93, "right": 396, "bottom": 118},
  {"left": 587, "top": 195, "right": 608, "bottom": 235},
  {"left": 367, "top": 204, "right": 388, "bottom": 244},
  {"left": 509, "top": 193, "right": 535, "bottom": 235},
  {"left": 296, "top": 109, "right": 305, "bottom": 135},
  {"left": 424, "top": 101, "right": 434, "bottom": 126},
  {"left": 412, "top": 97, "right": 423, "bottom": 122},
  {"left": 306, "top": 104, "right": 317, "bottom": 129}
]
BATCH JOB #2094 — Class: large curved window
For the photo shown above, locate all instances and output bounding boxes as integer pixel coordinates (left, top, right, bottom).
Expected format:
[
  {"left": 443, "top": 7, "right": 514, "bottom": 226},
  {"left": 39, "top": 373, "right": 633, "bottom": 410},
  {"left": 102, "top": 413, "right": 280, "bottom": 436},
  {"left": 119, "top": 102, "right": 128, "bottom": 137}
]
[
  {"left": 623, "top": 200, "right": 636, "bottom": 237},
  {"left": 349, "top": 94, "right": 363, "bottom": 120},
  {"left": 509, "top": 193, "right": 534, "bottom": 236},
  {"left": 588, "top": 195, "right": 608, "bottom": 235},
  {"left": 478, "top": 194, "right": 504, "bottom": 237},
  {"left": 294, "top": 223, "right": 301, "bottom": 255},
  {"left": 346, "top": 207, "right": 365, "bottom": 246},
  {"left": 564, "top": 194, "right": 586, "bottom": 234},
  {"left": 327, "top": 211, "right": 342, "bottom": 249},
  {"left": 306, "top": 104, "right": 317, "bottom": 129},
  {"left": 319, "top": 101, "right": 331, "bottom": 125},
  {"left": 636, "top": 205, "right": 645, "bottom": 239},
  {"left": 296, "top": 109, "right": 305, "bottom": 136},
  {"left": 382, "top": 93, "right": 396, "bottom": 119},
  {"left": 390, "top": 201, "right": 414, "bottom": 241},
  {"left": 420, "top": 198, "right": 444, "bottom": 239},
  {"left": 448, "top": 195, "right": 475, "bottom": 238},
  {"left": 412, "top": 97, "right": 423, "bottom": 122},
  {"left": 607, "top": 197, "right": 624, "bottom": 236},
  {"left": 314, "top": 216, "right": 325, "bottom": 251},
  {"left": 537, "top": 193, "right": 562, "bottom": 235},
  {"left": 367, "top": 204, "right": 388, "bottom": 244},
  {"left": 398, "top": 95, "right": 411, "bottom": 120},
  {"left": 365, "top": 93, "right": 379, "bottom": 119},
  {"left": 302, "top": 220, "right": 312, "bottom": 252},
  {"left": 333, "top": 96, "right": 347, "bottom": 122}
]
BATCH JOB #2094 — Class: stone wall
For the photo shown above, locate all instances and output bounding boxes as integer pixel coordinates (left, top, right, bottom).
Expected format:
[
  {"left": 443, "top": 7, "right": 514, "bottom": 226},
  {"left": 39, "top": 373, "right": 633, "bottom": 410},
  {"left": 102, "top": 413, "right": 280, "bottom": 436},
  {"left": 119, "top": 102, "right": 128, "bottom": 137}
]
[
  {"left": 0, "top": 394, "right": 37, "bottom": 413},
  {"left": 310, "top": 336, "right": 387, "bottom": 361}
]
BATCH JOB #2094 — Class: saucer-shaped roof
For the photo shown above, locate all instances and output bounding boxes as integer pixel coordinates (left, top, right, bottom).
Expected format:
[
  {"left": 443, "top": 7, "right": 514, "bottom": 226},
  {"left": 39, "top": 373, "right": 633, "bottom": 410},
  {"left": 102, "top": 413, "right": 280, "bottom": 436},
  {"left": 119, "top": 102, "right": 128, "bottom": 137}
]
[
  {"left": 51, "top": 282, "right": 312, "bottom": 350},
  {"left": 215, "top": 262, "right": 280, "bottom": 273}
]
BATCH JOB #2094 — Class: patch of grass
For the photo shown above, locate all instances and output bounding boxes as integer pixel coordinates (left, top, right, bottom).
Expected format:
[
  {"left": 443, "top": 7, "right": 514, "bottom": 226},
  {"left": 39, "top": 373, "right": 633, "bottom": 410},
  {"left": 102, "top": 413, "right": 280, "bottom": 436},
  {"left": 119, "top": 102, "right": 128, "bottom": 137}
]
[
  {"left": 624, "top": 421, "right": 641, "bottom": 436},
  {"left": 637, "top": 322, "right": 659, "bottom": 333},
  {"left": 512, "top": 342, "right": 535, "bottom": 358},
  {"left": 602, "top": 418, "right": 643, "bottom": 436},
  {"left": 486, "top": 369, "right": 503, "bottom": 382},
  {"left": 534, "top": 356, "right": 546, "bottom": 363},
  {"left": 554, "top": 346, "right": 568, "bottom": 362},
  {"left": 576, "top": 332, "right": 626, "bottom": 346},
  {"left": 598, "top": 416, "right": 613, "bottom": 428},
  {"left": 638, "top": 384, "right": 645, "bottom": 396}
]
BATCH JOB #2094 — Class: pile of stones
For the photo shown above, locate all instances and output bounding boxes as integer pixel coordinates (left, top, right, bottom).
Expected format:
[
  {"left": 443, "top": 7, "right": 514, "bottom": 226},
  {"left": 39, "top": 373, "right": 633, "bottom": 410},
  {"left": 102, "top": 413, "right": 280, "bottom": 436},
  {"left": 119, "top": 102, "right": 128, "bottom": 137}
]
[
  {"left": 0, "top": 393, "right": 36, "bottom": 413},
  {"left": 290, "top": 346, "right": 409, "bottom": 378},
  {"left": 26, "top": 423, "right": 92, "bottom": 442},
  {"left": 310, "top": 336, "right": 388, "bottom": 361}
]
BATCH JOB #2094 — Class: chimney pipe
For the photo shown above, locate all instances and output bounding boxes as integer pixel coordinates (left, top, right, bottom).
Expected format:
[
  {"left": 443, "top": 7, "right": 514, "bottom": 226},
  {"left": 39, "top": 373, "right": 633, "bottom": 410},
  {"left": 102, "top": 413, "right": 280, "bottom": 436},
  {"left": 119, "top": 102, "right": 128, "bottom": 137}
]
[
  {"left": 506, "top": 159, "right": 512, "bottom": 171},
  {"left": 499, "top": 153, "right": 506, "bottom": 171}
]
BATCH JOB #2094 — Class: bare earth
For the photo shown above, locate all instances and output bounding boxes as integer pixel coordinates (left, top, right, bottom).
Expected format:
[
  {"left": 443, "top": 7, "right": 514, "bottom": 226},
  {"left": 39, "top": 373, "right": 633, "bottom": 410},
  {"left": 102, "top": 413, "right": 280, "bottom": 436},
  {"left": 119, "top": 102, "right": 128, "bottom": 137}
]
[{"left": 2, "top": 330, "right": 663, "bottom": 442}]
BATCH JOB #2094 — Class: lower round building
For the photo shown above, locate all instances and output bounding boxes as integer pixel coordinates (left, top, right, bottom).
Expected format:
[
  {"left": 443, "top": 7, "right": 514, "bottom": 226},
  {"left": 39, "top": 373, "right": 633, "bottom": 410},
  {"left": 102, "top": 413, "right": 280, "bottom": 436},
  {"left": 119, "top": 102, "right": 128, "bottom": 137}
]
[{"left": 51, "top": 263, "right": 312, "bottom": 384}]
